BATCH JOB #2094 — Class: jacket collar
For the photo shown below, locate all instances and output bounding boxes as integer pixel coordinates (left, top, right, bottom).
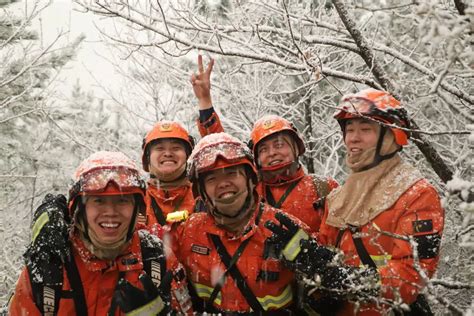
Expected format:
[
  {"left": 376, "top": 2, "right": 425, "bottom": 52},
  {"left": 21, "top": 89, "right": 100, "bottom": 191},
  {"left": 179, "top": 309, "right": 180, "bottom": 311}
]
[{"left": 71, "top": 230, "right": 144, "bottom": 272}]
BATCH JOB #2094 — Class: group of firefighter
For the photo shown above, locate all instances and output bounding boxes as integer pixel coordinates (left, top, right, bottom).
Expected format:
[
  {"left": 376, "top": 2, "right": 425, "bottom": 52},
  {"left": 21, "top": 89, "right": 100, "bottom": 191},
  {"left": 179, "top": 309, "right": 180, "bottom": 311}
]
[{"left": 8, "top": 56, "right": 444, "bottom": 316}]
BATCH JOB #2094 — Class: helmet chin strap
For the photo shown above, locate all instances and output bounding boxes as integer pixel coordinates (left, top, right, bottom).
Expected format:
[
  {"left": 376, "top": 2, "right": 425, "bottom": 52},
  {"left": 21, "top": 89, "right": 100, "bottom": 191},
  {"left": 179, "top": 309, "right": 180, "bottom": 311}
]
[
  {"left": 359, "top": 127, "right": 400, "bottom": 172},
  {"left": 259, "top": 160, "right": 300, "bottom": 183}
]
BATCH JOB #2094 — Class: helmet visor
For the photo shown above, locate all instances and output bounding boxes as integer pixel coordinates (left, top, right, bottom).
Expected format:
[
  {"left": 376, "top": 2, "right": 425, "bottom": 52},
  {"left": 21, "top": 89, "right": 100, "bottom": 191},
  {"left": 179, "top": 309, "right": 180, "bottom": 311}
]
[
  {"left": 191, "top": 143, "right": 252, "bottom": 174},
  {"left": 77, "top": 167, "right": 144, "bottom": 194}
]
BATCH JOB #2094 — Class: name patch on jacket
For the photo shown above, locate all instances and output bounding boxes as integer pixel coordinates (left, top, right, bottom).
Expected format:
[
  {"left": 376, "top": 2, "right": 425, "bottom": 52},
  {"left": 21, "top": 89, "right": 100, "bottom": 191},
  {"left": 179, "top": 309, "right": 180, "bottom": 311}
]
[
  {"left": 192, "top": 244, "right": 210, "bottom": 255},
  {"left": 412, "top": 219, "right": 433, "bottom": 233}
]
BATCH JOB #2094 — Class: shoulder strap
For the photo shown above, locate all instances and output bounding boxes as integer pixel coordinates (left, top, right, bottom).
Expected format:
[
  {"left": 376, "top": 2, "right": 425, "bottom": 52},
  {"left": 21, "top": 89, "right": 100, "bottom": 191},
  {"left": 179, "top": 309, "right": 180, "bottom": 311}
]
[
  {"left": 348, "top": 226, "right": 377, "bottom": 269},
  {"left": 208, "top": 234, "right": 264, "bottom": 312},
  {"left": 151, "top": 197, "right": 167, "bottom": 226},
  {"left": 28, "top": 267, "right": 62, "bottom": 316},
  {"left": 265, "top": 178, "right": 302, "bottom": 209},
  {"left": 140, "top": 232, "right": 167, "bottom": 288},
  {"left": 63, "top": 256, "right": 88, "bottom": 316},
  {"left": 335, "top": 229, "right": 345, "bottom": 248}
]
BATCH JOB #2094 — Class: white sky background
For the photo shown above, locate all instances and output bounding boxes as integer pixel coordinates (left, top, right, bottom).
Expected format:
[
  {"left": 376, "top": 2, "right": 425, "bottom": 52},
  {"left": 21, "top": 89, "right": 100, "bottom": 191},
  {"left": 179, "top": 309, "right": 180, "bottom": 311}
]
[{"left": 14, "top": 0, "right": 119, "bottom": 98}]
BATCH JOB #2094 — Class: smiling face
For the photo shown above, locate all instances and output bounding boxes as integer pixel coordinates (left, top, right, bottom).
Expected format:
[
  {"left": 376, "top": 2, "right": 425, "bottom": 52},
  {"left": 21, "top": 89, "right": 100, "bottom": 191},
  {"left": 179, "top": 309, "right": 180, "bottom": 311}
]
[
  {"left": 256, "top": 133, "right": 296, "bottom": 168},
  {"left": 344, "top": 118, "right": 380, "bottom": 155},
  {"left": 85, "top": 194, "right": 135, "bottom": 245},
  {"left": 203, "top": 165, "right": 248, "bottom": 216},
  {"left": 148, "top": 139, "right": 187, "bottom": 177}
]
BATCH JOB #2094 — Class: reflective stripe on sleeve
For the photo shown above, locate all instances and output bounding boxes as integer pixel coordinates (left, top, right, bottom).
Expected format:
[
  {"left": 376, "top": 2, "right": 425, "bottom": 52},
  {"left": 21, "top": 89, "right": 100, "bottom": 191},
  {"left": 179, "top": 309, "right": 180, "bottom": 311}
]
[
  {"left": 126, "top": 296, "right": 164, "bottom": 316},
  {"left": 256, "top": 284, "right": 293, "bottom": 311},
  {"left": 370, "top": 254, "right": 392, "bottom": 268},
  {"left": 32, "top": 212, "right": 49, "bottom": 243},
  {"left": 282, "top": 229, "right": 309, "bottom": 261},
  {"left": 194, "top": 283, "right": 222, "bottom": 305}
]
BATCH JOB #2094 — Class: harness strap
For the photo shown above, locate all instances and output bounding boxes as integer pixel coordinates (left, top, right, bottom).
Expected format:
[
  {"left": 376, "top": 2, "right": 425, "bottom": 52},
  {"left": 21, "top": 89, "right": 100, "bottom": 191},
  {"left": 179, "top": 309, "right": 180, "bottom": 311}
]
[
  {"left": 107, "top": 271, "right": 126, "bottom": 316},
  {"left": 151, "top": 197, "right": 167, "bottom": 226},
  {"left": 63, "top": 256, "right": 88, "bottom": 316},
  {"left": 206, "top": 203, "right": 265, "bottom": 311},
  {"left": 265, "top": 178, "right": 302, "bottom": 209},
  {"left": 209, "top": 234, "right": 264, "bottom": 312},
  {"left": 349, "top": 226, "right": 377, "bottom": 269},
  {"left": 151, "top": 196, "right": 184, "bottom": 226},
  {"left": 335, "top": 229, "right": 345, "bottom": 248}
]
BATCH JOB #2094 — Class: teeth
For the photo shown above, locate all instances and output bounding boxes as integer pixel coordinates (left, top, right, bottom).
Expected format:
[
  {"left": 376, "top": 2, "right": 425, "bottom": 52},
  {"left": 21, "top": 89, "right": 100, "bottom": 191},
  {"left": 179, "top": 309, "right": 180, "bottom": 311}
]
[
  {"left": 100, "top": 223, "right": 119, "bottom": 228},
  {"left": 161, "top": 161, "right": 175, "bottom": 164},
  {"left": 220, "top": 192, "right": 235, "bottom": 198},
  {"left": 269, "top": 160, "right": 281, "bottom": 166}
]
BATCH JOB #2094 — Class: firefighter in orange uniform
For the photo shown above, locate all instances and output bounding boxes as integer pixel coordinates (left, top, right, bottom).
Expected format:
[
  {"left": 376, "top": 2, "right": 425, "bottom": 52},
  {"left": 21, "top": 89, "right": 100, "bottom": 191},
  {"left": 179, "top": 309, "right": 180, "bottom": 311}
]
[
  {"left": 268, "top": 89, "right": 445, "bottom": 315},
  {"left": 9, "top": 151, "right": 192, "bottom": 315},
  {"left": 191, "top": 55, "right": 337, "bottom": 234},
  {"left": 172, "top": 132, "right": 313, "bottom": 314},
  {"left": 142, "top": 121, "right": 196, "bottom": 231}
]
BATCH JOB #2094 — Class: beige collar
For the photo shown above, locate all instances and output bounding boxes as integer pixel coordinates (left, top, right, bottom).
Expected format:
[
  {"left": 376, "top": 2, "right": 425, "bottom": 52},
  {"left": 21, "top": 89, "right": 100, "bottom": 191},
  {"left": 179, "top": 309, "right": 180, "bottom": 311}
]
[{"left": 326, "top": 155, "right": 423, "bottom": 228}]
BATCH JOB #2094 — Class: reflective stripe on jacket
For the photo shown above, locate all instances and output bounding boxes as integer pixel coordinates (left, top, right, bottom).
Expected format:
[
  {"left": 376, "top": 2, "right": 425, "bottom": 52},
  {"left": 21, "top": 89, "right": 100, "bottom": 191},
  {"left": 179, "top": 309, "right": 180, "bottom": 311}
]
[
  {"left": 172, "top": 201, "right": 308, "bottom": 313},
  {"left": 318, "top": 179, "right": 444, "bottom": 316},
  {"left": 9, "top": 227, "right": 191, "bottom": 315}
]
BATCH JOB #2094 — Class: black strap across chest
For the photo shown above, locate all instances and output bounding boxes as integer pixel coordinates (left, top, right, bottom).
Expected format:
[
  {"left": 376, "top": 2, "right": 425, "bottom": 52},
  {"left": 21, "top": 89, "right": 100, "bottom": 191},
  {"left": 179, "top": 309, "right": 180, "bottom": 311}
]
[
  {"left": 265, "top": 178, "right": 302, "bottom": 209},
  {"left": 151, "top": 195, "right": 184, "bottom": 226},
  {"left": 63, "top": 256, "right": 88, "bottom": 315},
  {"left": 206, "top": 204, "right": 265, "bottom": 312},
  {"left": 336, "top": 227, "right": 377, "bottom": 269}
]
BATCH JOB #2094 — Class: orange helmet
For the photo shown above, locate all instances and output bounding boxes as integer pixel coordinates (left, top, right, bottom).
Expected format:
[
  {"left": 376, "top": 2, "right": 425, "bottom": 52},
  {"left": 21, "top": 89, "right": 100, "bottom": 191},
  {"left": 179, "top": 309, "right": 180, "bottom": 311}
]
[
  {"left": 69, "top": 151, "right": 146, "bottom": 218},
  {"left": 188, "top": 132, "right": 257, "bottom": 184},
  {"left": 334, "top": 89, "right": 410, "bottom": 146},
  {"left": 249, "top": 115, "right": 305, "bottom": 162},
  {"left": 142, "top": 121, "right": 195, "bottom": 171}
]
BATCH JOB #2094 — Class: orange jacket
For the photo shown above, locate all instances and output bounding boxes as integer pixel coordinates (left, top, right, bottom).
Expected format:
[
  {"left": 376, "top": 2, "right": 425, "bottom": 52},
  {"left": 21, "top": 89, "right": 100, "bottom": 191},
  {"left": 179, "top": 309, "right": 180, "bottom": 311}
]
[
  {"left": 318, "top": 179, "right": 444, "bottom": 316},
  {"left": 171, "top": 200, "right": 308, "bottom": 314},
  {"left": 258, "top": 169, "right": 338, "bottom": 234},
  {"left": 9, "top": 227, "right": 192, "bottom": 316},
  {"left": 145, "top": 181, "right": 195, "bottom": 229},
  {"left": 197, "top": 109, "right": 338, "bottom": 234},
  {"left": 196, "top": 111, "right": 224, "bottom": 136}
]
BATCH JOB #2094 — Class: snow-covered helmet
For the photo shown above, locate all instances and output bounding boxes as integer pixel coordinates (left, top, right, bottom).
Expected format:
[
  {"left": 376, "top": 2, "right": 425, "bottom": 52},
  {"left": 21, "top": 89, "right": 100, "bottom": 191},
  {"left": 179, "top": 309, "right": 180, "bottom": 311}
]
[
  {"left": 68, "top": 151, "right": 146, "bottom": 239},
  {"left": 188, "top": 133, "right": 257, "bottom": 185},
  {"left": 334, "top": 89, "right": 410, "bottom": 146}
]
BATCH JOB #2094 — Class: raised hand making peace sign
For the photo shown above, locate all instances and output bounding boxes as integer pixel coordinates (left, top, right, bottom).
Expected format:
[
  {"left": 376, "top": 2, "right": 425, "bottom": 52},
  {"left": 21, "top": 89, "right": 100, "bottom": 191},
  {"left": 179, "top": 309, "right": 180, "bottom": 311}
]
[{"left": 191, "top": 54, "right": 215, "bottom": 110}]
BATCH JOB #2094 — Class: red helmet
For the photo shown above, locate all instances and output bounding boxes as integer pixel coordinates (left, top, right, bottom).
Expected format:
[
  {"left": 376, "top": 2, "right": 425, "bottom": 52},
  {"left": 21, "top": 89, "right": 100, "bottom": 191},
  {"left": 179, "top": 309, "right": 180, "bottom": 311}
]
[
  {"left": 142, "top": 121, "right": 195, "bottom": 172},
  {"left": 334, "top": 89, "right": 410, "bottom": 146},
  {"left": 249, "top": 115, "right": 305, "bottom": 160},
  {"left": 69, "top": 151, "right": 146, "bottom": 217},
  {"left": 188, "top": 132, "right": 257, "bottom": 184}
]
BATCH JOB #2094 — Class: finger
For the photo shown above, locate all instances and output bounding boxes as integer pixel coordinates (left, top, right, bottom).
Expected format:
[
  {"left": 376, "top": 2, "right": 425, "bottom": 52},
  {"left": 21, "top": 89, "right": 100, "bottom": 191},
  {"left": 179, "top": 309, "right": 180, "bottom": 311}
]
[
  {"left": 205, "top": 58, "right": 214, "bottom": 76},
  {"left": 275, "top": 212, "right": 298, "bottom": 231},
  {"left": 265, "top": 220, "right": 287, "bottom": 236},
  {"left": 198, "top": 54, "right": 204, "bottom": 73}
]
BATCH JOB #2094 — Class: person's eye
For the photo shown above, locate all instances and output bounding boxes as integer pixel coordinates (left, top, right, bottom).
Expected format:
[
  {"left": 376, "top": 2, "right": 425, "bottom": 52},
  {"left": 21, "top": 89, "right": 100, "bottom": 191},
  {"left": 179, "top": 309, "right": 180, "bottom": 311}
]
[
  {"left": 258, "top": 146, "right": 267, "bottom": 154},
  {"left": 92, "top": 197, "right": 104, "bottom": 204},
  {"left": 205, "top": 176, "right": 216, "bottom": 184}
]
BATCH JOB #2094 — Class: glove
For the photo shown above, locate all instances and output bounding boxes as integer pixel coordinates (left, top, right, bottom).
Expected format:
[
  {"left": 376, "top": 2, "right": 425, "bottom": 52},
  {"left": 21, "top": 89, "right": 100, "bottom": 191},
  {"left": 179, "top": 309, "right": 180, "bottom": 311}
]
[
  {"left": 320, "top": 265, "right": 380, "bottom": 299},
  {"left": 114, "top": 272, "right": 172, "bottom": 316},
  {"left": 24, "top": 194, "right": 70, "bottom": 284},
  {"left": 265, "top": 212, "right": 336, "bottom": 276}
]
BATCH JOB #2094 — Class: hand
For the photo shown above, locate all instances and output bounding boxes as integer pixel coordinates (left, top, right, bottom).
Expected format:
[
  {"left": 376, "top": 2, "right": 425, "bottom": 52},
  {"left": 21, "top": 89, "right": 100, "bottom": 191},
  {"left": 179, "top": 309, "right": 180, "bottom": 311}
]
[
  {"left": 191, "top": 54, "right": 214, "bottom": 109},
  {"left": 24, "top": 194, "right": 70, "bottom": 284},
  {"left": 114, "top": 272, "right": 172, "bottom": 315},
  {"left": 265, "top": 212, "right": 336, "bottom": 276}
]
